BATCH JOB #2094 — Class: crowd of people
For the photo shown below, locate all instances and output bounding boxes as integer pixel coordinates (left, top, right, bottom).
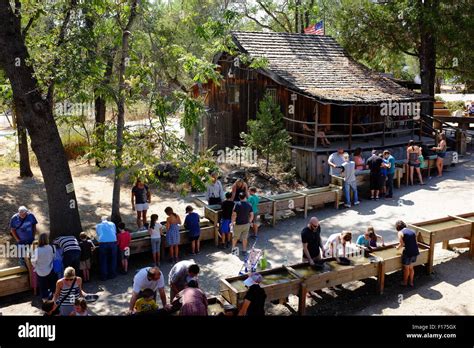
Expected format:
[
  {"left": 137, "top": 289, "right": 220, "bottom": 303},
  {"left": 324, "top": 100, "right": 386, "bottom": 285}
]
[
  {"left": 8, "top": 145, "right": 434, "bottom": 316},
  {"left": 328, "top": 135, "right": 448, "bottom": 207}
]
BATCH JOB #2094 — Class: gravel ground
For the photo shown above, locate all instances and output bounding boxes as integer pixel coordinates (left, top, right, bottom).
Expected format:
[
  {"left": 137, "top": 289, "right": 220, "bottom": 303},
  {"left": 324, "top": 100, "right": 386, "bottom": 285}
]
[{"left": 0, "top": 155, "right": 473, "bottom": 316}]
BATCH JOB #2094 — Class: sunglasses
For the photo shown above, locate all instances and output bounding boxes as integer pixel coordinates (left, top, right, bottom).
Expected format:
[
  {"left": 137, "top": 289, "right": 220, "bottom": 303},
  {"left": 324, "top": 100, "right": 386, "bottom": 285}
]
[
  {"left": 310, "top": 224, "right": 319, "bottom": 228},
  {"left": 64, "top": 278, "right": 74, "bottom": 282}
]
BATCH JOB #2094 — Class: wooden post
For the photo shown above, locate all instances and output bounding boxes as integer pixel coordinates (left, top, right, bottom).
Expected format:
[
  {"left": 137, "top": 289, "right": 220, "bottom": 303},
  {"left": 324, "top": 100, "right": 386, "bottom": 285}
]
[
  {"left": 418, "top": 119, "right": 422, "bottom": 141},
  {"left": 348, "top": 106, "right": 353, "bottom": 150},
  {"left": 470, "top": 222, "right": 474, "bottom": 259},
  {"left": 427, "top": 234, "right": 435, "bottom": 274},
  {"left": 382, "top": 114, "right": 386, "bottom": 146},
  {"left": 214, "top": 220, "right": 219, "bottom": 246},
  {"left": 298, "top": 282, "right": 307, "bottom": 316},
  {"left": 377, "top": 260, "right": 385, "bottom": 295},
  {"left": 304, "top": 195, "right": 308, "bottom": 218},
  {"left": 272, "top": 201, "right": 277, "bottom": 227},
  {"left": 313, "top": 103, "right": 319, "bottom": 150}
]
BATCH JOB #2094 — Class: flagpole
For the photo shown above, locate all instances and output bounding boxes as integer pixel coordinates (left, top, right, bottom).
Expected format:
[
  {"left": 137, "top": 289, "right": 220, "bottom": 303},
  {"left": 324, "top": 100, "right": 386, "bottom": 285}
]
[{"left": 322, "top": 0, "right": 326, "bottom": 35}]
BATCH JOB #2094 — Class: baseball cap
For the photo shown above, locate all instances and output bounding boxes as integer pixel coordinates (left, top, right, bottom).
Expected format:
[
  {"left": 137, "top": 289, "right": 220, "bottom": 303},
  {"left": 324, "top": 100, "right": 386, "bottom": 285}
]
[
  {"left": 243, "top": 273, "right": 263, "bottom": 287},
  {"left": 18, "top": 206, "right": 28, "bottom": 213}
]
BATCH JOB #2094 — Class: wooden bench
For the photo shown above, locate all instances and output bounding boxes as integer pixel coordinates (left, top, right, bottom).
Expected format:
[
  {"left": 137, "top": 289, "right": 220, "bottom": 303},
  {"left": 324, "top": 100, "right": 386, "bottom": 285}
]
[{"left": 0, "top": 266, "right": 30, "bottom": 297}]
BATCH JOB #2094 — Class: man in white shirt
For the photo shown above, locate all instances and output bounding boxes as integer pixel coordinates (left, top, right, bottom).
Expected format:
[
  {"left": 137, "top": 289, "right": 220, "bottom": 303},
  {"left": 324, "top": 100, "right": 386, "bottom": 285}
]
[
  {"left": 129, "top": 267, "right": 167, "bottom": 313},
  {"left": 328, "top": 147, "right": 345, "bottom": 176},
  {"left": 206, "top": 171, "right": 225, "bottom": 205},
  {"left": 341, "top": 153, "right": 360, "bottom": 208}
]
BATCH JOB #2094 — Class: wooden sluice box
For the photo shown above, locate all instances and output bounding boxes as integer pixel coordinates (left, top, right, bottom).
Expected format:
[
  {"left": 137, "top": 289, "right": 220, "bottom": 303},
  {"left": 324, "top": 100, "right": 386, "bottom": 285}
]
[
  {"left": 369, "top": 242, "right": 430, "bottom": 293},
  {"left": 129, "top": 219, "right": 216, "bottom": 255},
  {"left": 0, "top": 266, "right": 30, "bottom": 297},
  {"left": 219, "top": 266, "right": 301, "bottom": 310},
  {"left": 286, "top": 256, "right": 379, "bottom": 315},
  {"left": 409, "top": 214, "right": 473, "bottom": 272}
]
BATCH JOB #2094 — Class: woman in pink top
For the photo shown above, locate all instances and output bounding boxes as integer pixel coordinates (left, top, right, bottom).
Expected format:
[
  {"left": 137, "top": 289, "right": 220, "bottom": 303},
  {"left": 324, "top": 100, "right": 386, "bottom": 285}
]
[{"left": 353, "top": 147, "right": 366, "bottom": 170}]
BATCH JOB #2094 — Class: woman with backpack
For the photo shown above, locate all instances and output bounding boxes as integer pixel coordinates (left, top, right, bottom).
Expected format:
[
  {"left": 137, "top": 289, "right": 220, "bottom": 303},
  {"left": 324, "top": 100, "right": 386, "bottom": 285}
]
[{"left": 31, "top": 233, "right": 57, "bottom": 301}]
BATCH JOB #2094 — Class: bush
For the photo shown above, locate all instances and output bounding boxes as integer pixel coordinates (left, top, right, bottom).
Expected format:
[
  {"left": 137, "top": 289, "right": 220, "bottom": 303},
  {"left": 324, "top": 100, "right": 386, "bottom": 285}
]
[
  {"left": 62, "top": 133, "right": 88, "bottom": 160},
  {"left": 445, "top": 101, "right": 466, "bottom": 114}
]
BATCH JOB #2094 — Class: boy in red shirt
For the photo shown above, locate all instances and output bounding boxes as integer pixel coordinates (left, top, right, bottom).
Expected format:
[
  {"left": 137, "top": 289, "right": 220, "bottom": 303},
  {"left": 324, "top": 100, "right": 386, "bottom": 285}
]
[{"left": 117, "top": 222, "right": 132, "bottom": 274}]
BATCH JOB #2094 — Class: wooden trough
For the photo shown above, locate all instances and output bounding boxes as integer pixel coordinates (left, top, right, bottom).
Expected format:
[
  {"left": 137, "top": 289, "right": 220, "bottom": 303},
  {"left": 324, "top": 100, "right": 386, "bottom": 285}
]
[
  {"left": 286, "top": 256, "right": 379, "bottom": 315},
  {"left": 369, "top": 242, "right": 430, "bottom": 293},
  {"left": 206, "top": 295, "right": 237, "bottom": 316},
  {"left": 299, "top": 186, "right": 341, "bottom": 218},
  {"left": 128, "top": 219, "right": 216, "bottom": 256},
  {"left": 219, "top": 266, "right": 301, "bottom": 309},
  {"left": 409, "top": 215, "right": 473, "bottom": 273},
  {"left": 0, "top": 266, "right": 30, "bottom": 298}
]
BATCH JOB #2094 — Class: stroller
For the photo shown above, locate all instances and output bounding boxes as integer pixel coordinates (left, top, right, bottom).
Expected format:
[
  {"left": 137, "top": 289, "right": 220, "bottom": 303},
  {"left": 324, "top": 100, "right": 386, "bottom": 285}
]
[{"left": 238, "top": 238, "right": 263, "bottom": 275}]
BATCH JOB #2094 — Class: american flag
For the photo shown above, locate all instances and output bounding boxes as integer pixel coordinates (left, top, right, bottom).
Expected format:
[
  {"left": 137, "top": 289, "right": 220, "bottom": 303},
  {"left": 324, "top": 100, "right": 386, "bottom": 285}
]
[{"left": 304, "top": 20, "right": 324, "bottom": 35}]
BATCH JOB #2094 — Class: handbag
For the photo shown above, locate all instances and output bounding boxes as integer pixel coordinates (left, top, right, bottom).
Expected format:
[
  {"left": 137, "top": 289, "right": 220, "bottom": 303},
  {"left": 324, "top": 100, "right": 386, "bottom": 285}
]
[
  {"left": 418, "top": 155, "right": 426, "bottom": 169},
  {"left": 52, "top": 246, "right": 64, "bottom": 276}
]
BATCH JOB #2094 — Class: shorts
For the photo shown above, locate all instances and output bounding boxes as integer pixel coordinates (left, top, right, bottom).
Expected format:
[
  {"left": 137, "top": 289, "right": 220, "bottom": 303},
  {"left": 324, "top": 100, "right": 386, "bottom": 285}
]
[
  {"left": 370, "top": 174, "right": 384, "bottom": 190},
  {"left": 408, "top": 161, "right": 420, "bottom": 168},
  {"left": 436, "top": 152, "right": 446, "bottom": 158},
  {"left": 80, "top": 259, "right": 91, "bottom": 270},
  {"left": 402, "top": 254, "right": 417, "bottom": 266},
  {"left": 220, "top": 219, "right": 231, "bottom": 234},
  {"left": 233, "top": 223, "right": 250, "bottom": 242},
  {"left": 120, "top": 250, "right": 130, "bottom": 260},
  {"left": 150, "top": 238, "right": 161, "bottom": 253},
  {"left": 188, "top": 234, "right": 200, "bottom": 241},
  {"left": 135, "top": 203, "right": 149, "bottom": 212}
]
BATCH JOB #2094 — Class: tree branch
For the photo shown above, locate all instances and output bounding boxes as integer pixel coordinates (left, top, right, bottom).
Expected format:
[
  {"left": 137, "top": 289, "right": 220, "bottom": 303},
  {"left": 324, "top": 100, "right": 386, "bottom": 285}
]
[
  {"left": 244, "top": 11, "right": 274, "bottom": 31},
  {"left": 46, "top": 0, "right": 78, "bottom": 108},
  {"left": 22, "top": 9, "right": 42, "bottom": 38},
  {"left": 256, "top": 0, "right": 291, "bottom": 32}
]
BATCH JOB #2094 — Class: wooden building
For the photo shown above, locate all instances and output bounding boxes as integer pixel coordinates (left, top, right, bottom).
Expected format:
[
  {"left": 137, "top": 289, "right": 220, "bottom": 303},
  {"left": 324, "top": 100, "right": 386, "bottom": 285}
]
[{"left": 191, "top": 31, "right": 431, "bottom": 186}]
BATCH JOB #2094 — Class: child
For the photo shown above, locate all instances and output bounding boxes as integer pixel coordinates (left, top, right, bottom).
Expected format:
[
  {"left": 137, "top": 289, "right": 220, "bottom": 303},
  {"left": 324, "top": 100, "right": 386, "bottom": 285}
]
[
  {"left": 78, "top": 232, "right": 95, "bottom": 282},
  {"left": 165, "top": 207, "right": 182, "bottom": 263},
  {"left": 219, "top": 192, "right": 234, "bottom": 249},
  {"left": 70, "top": 297, "right": 89, "bottom": 316},
  {"left": 247, "top": 187, "right": 260, "bottom": 237},
  {"left": 42, "top": 300, "right": 59, "bottom": 316},
  {"left": 367, "top": 226, "right": 385, "bottom": 248},
  {"left": 148, "top": 214, "right": 162, "bottom": 267},
  {"left": 117, "top": 222, "right": 132, "bottom": 273},
  {"left": 184, "top": 206, "right": 201, "bottom": 255},
  {"left": 134, "top": 288, "right": 158, "bottom": 314}
]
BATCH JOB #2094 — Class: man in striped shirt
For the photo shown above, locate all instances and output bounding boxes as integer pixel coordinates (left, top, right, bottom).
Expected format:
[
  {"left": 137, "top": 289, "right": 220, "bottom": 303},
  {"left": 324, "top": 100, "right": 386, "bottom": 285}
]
[{"left": 53, "top": 235, "right": 82, "bottom": 276}]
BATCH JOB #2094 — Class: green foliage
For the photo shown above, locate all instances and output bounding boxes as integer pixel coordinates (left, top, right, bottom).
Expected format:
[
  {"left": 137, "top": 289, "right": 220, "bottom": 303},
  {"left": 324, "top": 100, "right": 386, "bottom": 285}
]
[
  {"left": 445, "top": 101, "right": 466, "bottom": 114},
  {"left": 241, "top": 93, "right": 291, "bottom": 172}
]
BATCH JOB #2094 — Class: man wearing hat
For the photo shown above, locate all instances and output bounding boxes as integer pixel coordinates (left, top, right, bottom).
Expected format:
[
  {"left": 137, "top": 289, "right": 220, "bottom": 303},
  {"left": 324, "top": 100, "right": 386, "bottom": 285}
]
[
  {"left": 238, "top": 273, "right": 266, "bottom": 316},
  {"left": 10, "top": 206, "right": 38, "bottom": 246}
]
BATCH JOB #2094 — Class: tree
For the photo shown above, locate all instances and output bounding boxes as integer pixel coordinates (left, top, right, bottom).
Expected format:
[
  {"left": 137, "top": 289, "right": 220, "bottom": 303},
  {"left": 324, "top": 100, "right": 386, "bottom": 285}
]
[
  {"left": 241, "top": 93, "right": 291, "bottom": 172},
  {"left": 0, "top": 0, "right": 82, "bottom": 238},
  {"left": 111, "top": 0, "right": 140, "bottom": 224},
  {"left": 0, "top": 74, "right": 33, "bottom": 177}
]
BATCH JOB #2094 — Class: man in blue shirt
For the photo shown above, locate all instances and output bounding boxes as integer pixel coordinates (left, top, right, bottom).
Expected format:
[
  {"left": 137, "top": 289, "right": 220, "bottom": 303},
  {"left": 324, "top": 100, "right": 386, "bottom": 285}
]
[
  {"left": 10, "top": 206, "right": 38, "bottom": 245},
  {"left": 383, "top": 150, "right": 396, "bottom": 198},
  {"left": 96, "top": 216, "right": 118, "bottom": 280},
  {"left": 184, "top": 206, "right": 201, "bottom": 255}
]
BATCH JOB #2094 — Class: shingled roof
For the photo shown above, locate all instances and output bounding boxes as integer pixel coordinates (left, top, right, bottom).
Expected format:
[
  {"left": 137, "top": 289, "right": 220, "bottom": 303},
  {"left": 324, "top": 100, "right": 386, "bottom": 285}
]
[{"left": 231, "top": 31, "right": 430, "bottom": 104}]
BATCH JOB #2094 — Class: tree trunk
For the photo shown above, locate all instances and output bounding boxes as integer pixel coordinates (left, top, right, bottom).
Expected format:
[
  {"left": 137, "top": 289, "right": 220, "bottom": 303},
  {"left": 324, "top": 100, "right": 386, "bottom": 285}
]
[
  {"left": 111, "top": 0, "right": 139, "bottom": 224},
  {"left": 295, "top": 0, "right": 301, "bottom": 33},
  {"left": 419, "top": 0, "right": 438, "bottom": 122},
  {"left": 265, "top": 149, "right": 270, "bottom": 172},
  {"left": 0, "top": 0, "right": 82, "bottom": 238},
  {"left": 12, "top": 104, "right": 33, "bottom": 177}
]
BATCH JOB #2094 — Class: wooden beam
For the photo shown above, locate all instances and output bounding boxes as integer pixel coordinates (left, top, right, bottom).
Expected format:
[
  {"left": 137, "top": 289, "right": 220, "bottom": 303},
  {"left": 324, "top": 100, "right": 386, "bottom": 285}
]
[
  {"left": 313, "top": 103, "right": 319, "bottom": 150},
  {"left": 348, "top": 106, "right": 353, "bottom": 150},
  {"left": 382, "top": 114, "right": 386, "bottom": 146}
]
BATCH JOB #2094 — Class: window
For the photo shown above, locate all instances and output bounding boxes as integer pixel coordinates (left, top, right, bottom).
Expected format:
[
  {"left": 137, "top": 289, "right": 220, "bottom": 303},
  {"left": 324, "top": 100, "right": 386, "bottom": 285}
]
[
  {"left": 266, "top": 88, "right": 277, "bottom": 103},
  {"left": 228, "top": 85, "right": 240, "bottom": 104}
]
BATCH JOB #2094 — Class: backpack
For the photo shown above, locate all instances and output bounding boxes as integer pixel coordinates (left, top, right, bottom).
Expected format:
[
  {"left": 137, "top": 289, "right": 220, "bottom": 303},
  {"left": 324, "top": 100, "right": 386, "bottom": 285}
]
[{"left": 52, "top": 245, "right": 64, "bottom": 278}]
